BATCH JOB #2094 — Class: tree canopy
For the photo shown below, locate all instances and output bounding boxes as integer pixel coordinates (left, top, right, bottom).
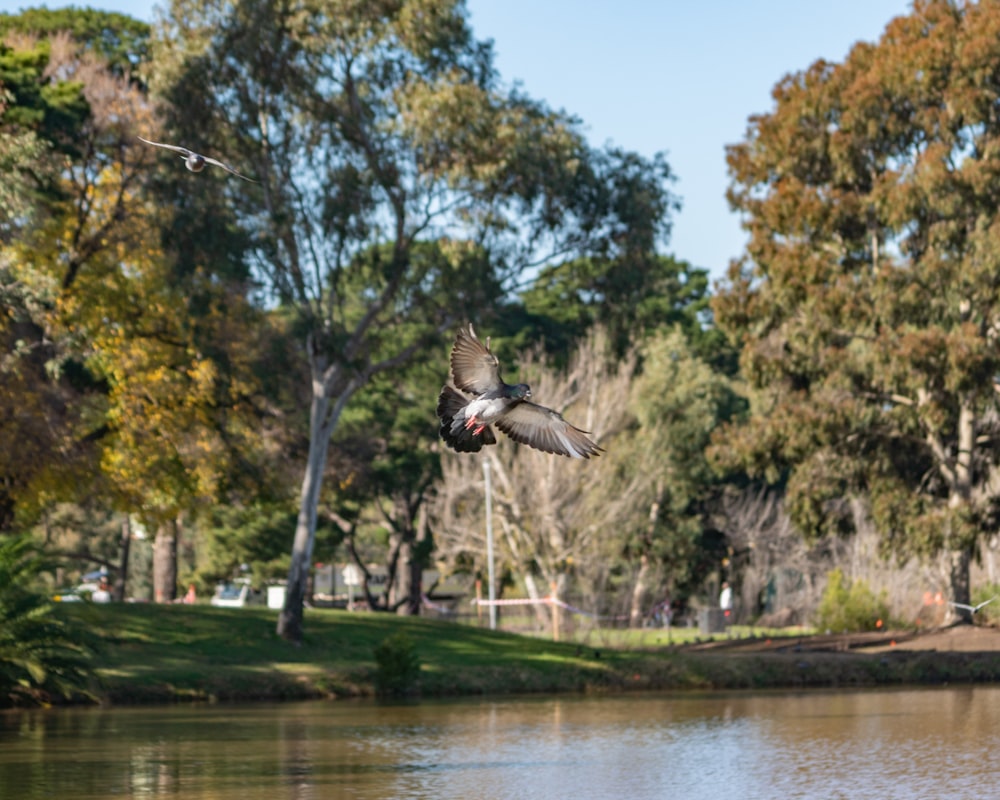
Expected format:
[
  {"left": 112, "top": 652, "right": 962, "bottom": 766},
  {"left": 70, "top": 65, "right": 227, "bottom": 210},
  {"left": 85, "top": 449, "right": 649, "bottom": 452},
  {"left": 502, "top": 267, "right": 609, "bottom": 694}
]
[
  {"left": 712, "top": 0, "right": 1000, "bottom": 612},
  {"left": 146, "top": 0, "right": 681, "bottom": 640}
]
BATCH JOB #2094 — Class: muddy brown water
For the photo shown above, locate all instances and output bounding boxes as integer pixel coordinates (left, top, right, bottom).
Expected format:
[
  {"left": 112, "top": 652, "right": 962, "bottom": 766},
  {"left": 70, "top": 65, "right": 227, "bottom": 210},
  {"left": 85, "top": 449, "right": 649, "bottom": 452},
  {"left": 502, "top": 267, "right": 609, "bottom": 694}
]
[{"left": 2, "top": 687, "right": 998, "bottom": 799}]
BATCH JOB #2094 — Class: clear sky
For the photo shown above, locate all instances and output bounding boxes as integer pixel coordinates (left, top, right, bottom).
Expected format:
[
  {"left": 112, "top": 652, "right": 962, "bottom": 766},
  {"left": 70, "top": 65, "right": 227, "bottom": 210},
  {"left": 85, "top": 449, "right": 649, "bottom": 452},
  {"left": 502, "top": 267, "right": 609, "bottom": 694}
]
[{"left": 2, "top": 0, "right": 913, "bottom": 282}]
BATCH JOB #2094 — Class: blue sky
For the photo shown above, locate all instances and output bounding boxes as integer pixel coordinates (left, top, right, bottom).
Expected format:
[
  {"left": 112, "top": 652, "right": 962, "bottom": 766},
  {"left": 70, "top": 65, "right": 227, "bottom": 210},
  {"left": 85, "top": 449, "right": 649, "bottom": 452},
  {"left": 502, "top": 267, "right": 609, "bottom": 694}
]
[{"left": 2, "top": 0, "right": 913, "bottom": 282}]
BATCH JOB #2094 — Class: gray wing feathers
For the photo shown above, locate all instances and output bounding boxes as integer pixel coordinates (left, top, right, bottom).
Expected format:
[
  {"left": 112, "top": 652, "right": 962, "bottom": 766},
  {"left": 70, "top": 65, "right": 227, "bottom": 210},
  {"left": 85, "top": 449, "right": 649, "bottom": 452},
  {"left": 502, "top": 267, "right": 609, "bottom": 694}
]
[
  {"left": 450, "top": 323, "right": 502, "bottom": 395},
  {"left": 494, "top": 402, "right": 602, "bottom": 459},
  {"left": 137, "top": 136, "right": 191, "bottom": 155},
  {"left": 202, "top": 156, "right": 257, "bottom": 182}
]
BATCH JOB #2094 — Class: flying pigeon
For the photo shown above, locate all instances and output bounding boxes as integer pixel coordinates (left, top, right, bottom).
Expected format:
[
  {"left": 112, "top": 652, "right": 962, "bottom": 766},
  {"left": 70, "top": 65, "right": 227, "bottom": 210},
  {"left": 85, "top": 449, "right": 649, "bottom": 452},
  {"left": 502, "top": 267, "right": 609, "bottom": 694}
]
[
  {"left": 436, "top": 324, "right": 603, "bottom": 459},
  {"left": 948, "top": 596, "right": 998, "bottom": 614},
  {"left": 137, "top": 136, "right": 257, "bottom": 182}
]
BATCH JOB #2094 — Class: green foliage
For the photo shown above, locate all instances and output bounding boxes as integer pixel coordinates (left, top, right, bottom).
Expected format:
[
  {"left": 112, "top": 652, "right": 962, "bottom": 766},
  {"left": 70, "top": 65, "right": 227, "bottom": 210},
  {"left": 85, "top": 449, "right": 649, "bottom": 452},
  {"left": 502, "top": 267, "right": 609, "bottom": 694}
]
[
  {"left": 0, "top": 534, "right": 94, "bottom": 705},
  {"left": 193, "top": 503, "right": 342, "bottom": 588},
  {"left": 0, "top": 37, "right": 89, "bottom": 154},
  {"left": 815, "top": 568, "right": 890, "bottom": 633},
  {"left": 972, "top": 584, "right": 1000, "bottom": 625},
  {"left": 519, "top": 253, "right": 710, "bottom": 362},
  {"left": 0, "top": 7, "right": 151, "bottom": 75},
  {"left": 373, "top": 631, "right": 421, "bottom": 696},
  {"left": 0, "top": 88, "right": 49, "bottom": 241},
  {"left": 623, "top": 327, "right": 740, "bottom": 594}
]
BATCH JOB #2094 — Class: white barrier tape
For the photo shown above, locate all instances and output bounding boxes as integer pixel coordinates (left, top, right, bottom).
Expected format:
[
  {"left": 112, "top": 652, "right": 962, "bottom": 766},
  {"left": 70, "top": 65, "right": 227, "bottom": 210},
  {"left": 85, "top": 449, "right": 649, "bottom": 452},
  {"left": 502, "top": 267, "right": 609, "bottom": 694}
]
[
  {"left": 472, "top": 596, "right": 627, "bottom": 621},
  {"left": 471, "top": 597, "right": 550, "bottom": 606}
]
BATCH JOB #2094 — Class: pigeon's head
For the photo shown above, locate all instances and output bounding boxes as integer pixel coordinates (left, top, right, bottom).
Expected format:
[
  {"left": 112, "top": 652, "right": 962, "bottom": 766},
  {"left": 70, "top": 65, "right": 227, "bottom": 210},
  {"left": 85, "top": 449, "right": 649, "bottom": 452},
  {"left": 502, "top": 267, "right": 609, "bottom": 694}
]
[{"left": 509, "top": 383, "right": 531, "bottom": 400}]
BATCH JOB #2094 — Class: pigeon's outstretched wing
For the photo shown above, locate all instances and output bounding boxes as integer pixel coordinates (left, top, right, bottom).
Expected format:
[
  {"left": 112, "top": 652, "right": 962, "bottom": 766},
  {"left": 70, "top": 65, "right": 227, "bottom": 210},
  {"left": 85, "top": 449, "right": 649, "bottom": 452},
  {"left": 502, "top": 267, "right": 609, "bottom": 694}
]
[
  {"left": 450, "top": 323, "right": 503, "bottom": 395},
  {"left": 200, "top": 155, "right": 257, "bottom": 182},
  {"left": 949, "top": 595, "right": 998, "bottom": 613},
  {"left": 495, "top": 401, "right": 602, "bottom": 459},
  {"left": 137, "top": 136, "right": 194, "bottom": 156}
]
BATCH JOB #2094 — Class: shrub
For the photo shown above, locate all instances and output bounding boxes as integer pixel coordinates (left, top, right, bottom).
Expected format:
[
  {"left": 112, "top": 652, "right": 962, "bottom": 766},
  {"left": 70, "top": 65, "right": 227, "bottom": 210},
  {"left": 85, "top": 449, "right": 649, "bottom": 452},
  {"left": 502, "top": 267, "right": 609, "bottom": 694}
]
[
  {"left": 972, "top": 584, "right": 1000, "bottom": 623},
  {"left": 373, "top": 632, "right": 420, "bottom": 696},
  {"left": 0, "top": 535, "right": 95, "bottom": 705},
  {"left": 815, "top": 567, "right": 890, "bottom": 633}
]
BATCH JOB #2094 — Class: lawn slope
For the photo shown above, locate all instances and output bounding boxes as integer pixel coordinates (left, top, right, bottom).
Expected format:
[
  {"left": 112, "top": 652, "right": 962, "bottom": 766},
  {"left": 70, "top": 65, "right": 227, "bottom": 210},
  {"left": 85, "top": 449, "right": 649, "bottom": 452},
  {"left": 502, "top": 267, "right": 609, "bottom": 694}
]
[{"left": 54, "top": 604, "right": 1000, "bottom": 705}]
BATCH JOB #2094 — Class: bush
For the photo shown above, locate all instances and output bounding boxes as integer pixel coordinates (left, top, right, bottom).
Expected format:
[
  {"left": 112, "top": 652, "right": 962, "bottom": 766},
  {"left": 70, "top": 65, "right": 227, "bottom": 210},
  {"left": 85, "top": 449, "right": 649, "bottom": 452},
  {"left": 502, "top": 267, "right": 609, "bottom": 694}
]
[
  {"left": 0, "top": 535, "right": 95, "bottom": 705},
  {"left": 815, "top": 567, "right": 891, "bottom": 633},
  {"left": 972, "top": 584, "right": 1000, "bottom": 623},
  {"left": 373, "top": 632, "right": 420, "bottom": 696}
]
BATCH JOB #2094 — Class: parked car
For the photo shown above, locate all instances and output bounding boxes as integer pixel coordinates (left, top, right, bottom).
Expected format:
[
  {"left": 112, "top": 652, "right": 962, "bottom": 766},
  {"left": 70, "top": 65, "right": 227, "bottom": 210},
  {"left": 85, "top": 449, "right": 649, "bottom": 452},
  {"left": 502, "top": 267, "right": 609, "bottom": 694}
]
[
  {"left": 53, "top": 581, "right": 102, "bottom": 603},
  {"left": 210, "top": 580, "right": 265, "bottom": 608}
]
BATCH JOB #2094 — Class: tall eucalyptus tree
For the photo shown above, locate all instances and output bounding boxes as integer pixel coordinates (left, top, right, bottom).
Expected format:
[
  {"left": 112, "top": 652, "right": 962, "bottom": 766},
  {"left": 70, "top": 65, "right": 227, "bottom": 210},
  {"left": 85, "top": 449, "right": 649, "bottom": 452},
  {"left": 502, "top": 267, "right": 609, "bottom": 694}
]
[
  {"left": 153, "top": 0, "right": 675, "bottom": 640},
  {"left": 713, "top": 0, "right": 1000, "bottom": 616}
]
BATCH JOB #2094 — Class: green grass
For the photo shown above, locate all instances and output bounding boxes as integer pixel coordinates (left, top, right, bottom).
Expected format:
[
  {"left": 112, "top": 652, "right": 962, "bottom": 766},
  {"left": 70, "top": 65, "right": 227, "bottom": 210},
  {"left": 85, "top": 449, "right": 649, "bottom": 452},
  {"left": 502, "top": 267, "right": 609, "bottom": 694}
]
[
  {"left": 548, "top": 623, "right": 816, "bottom": 649},
  {"left": 46, "top": 603, "right": 1000, "bottom": 706},
  {"left": 58, "top": 603, "right": 633, "bottom": 702}
]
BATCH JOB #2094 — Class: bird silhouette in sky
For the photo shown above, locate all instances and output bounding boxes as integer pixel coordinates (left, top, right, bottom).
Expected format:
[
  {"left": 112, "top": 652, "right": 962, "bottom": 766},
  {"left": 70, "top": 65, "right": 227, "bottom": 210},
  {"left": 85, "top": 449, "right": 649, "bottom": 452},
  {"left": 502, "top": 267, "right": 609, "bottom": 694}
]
[
  {"left": 437, "top": 323, "right": 602, "bottom": 459},
  {"left": 137, "top": 136, "right": 257, "bottom": 182}
]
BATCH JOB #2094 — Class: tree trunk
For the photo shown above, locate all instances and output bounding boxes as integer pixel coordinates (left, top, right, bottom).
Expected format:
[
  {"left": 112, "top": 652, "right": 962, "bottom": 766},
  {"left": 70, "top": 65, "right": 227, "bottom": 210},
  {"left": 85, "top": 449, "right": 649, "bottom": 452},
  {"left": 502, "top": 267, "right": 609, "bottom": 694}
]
[
  {"left": 392, "top": 501, "right": 430, "bottom": 616},
  {"left": 629, "top": 553, "right": 651, "bottom": 628},
  {"left": 278, "top": 391, "right": 333, "bottom": 643},
  {"left": 549, "top": 576, "right": 567, "bottom": 641},
  {"left": 630, "top": 483, "right": 662, "bottom": 627},
  {"left": 524, "top": 573, "right": 548, "bottom": 630},
  {"left": 153, "top": 520, "right": 177, "bottom": 603},
  {"left": 948, "top": 547, "right": 972, "bottom": 623},
  {"left": 946, "top": 401, "right": 974, "bottom": 623},
  {"left": 115, "top": 515, "right": 131, "bottom": 602},
  {"left": 393, "top": 536, "right": 418, "bottom": 615}
]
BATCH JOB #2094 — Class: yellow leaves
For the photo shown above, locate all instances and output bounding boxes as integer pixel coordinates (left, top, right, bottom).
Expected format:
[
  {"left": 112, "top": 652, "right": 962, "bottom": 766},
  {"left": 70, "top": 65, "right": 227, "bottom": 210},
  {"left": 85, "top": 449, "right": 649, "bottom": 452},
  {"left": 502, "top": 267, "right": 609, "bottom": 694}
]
[
  {"left": 395, "top": 0, "right": 465, "bottom": 60},
  {"left": 98, "top": 346, "right": 224, "bottom": 516}
]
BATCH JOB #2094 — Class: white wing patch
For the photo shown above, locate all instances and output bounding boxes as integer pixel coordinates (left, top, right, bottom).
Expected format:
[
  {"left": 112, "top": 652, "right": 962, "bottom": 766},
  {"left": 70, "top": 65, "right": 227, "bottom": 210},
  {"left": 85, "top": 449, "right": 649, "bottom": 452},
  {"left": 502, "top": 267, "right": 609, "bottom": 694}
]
[{"left": 556, "top": 429, "right": 583, "bottom": 459}]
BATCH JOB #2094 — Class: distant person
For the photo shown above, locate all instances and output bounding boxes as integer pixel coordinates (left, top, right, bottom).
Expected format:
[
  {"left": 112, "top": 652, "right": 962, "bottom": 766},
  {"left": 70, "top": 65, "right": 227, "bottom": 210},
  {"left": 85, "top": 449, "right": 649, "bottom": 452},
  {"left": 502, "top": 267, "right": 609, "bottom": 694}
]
[
  {"left": 719, "top": 581, "right": 733, "bottom": 619},
  {"left": 91, "top": 578, "right": 112, "bottom": 603},
  {"left": 658, "top": 594, "right": 673, "bottom": 628},
  {"left": 183, "top": 583, "right": 197, "bottom": 604}
]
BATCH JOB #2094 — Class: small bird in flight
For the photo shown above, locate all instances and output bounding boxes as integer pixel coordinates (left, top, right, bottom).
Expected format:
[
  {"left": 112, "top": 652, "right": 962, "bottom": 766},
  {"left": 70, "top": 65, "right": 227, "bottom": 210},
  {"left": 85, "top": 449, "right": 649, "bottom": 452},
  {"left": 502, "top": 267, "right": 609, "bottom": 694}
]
[
  {"left": 137, "top": 136, "right": 257, "bottom": 182},
  {"left": 437, "top": 323, "right": 602, "bottom": 459},
  {"left": 948, "top": 596, "right": 998, "bottom": 614}
]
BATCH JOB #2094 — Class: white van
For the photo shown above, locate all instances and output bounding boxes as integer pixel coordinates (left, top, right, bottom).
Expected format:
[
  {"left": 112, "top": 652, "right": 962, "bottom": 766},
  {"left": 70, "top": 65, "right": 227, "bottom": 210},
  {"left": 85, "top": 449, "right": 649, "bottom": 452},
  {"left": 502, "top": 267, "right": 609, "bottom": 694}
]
[{"left": 210, "top": 580, "right": 265, "bottom": 608}]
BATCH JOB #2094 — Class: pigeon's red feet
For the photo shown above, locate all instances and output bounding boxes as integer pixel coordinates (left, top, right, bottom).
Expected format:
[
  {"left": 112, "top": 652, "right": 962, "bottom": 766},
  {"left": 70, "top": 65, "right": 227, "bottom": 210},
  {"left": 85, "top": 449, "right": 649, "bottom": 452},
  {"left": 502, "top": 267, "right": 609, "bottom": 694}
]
[{"left": 463, "top": 415, "right": 487, "bottom": 436}]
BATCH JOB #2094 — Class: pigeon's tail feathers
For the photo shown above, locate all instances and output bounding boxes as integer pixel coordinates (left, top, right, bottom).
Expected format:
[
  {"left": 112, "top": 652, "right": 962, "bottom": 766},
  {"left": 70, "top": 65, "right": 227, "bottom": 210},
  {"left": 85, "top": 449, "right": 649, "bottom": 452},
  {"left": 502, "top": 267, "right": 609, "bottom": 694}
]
[
  {"left": 437, "top": 384, "right": 469, "bottom": 426},
  {"left": 437, "top": 385, "right": 496, "bottom": 453}
]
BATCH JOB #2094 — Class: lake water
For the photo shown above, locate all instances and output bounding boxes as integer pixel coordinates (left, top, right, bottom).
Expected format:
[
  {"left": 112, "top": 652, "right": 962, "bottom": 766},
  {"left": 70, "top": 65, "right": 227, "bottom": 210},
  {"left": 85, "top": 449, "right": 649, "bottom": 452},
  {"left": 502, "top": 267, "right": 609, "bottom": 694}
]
[{"left": 2, "top": 687, "right": 998, "bottom": 800}]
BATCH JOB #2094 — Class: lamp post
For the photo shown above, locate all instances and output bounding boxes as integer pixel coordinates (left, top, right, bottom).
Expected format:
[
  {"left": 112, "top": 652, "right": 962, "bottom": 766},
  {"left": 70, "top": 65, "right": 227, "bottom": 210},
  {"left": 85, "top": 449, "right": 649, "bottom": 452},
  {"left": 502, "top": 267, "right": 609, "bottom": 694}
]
[{"left": 483, "top": 457, "right": 497, "bottom": 630}]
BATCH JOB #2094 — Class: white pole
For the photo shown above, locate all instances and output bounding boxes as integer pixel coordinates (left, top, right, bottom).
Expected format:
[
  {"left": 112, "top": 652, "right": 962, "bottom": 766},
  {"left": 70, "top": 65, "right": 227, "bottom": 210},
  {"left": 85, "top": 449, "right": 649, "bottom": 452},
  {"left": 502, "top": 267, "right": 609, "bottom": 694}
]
[{"left": 483, "top": 457, "right": 496, "bottom": 630}]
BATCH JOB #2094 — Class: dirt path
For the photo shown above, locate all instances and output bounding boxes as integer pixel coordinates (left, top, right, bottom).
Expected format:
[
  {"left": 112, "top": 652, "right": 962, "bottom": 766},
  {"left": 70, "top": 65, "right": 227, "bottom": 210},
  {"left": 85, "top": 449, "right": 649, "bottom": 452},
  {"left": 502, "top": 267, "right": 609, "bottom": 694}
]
[
  {"left": 860, "top": 625, "right": 1000, "bottom": 653},
  {"left": 679, "top": 624, "right": 1000, "bottom": 655}
]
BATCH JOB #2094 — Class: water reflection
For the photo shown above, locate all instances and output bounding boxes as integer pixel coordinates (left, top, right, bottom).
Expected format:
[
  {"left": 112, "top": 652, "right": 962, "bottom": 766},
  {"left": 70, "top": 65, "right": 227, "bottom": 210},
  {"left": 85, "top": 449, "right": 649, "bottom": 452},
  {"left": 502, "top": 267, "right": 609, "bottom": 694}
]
[{"left": 2, "top": 687, "right": 998, "bottom": 800}]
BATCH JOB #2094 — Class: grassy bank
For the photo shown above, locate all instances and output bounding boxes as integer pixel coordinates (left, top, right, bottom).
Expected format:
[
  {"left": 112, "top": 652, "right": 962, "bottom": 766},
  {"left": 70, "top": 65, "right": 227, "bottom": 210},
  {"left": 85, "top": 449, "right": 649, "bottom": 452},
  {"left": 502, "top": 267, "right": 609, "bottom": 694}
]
[{"left": 48, "top": 604, "right": 1000, "bottom": 705}]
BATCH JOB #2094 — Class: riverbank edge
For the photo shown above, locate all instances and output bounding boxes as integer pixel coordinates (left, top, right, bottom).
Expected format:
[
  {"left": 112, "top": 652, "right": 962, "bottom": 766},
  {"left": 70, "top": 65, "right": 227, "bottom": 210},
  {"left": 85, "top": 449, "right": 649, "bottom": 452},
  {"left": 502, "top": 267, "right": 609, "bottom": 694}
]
[
  {"left": 8, "top": 604, "right": 1000, "bottom": 709},
  {"left": 66, "top": 648, "right": 1000, "bottom": 707}
]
